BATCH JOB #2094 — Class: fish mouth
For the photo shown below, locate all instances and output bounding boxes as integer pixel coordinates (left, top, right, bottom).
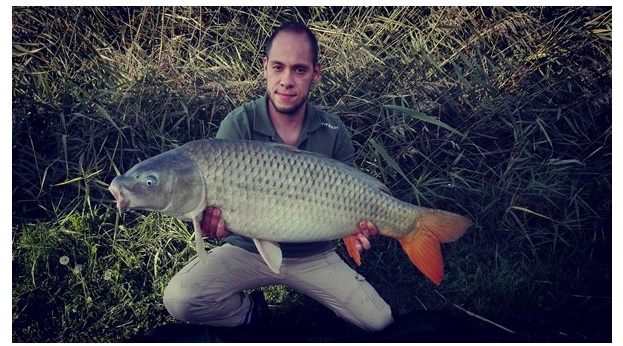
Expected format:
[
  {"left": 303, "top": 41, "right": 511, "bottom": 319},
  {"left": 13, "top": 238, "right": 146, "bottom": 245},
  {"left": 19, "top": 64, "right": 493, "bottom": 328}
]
[{"left": 108, "top": 182, "right": 129, "bottom": 213}]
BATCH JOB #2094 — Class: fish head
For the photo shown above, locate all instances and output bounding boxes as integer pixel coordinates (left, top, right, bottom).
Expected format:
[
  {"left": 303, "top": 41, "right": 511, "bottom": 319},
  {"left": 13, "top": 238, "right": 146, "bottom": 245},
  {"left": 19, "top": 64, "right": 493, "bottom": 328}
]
[{"left": 109, "top": 148, "right": 206, "bottom": 218}]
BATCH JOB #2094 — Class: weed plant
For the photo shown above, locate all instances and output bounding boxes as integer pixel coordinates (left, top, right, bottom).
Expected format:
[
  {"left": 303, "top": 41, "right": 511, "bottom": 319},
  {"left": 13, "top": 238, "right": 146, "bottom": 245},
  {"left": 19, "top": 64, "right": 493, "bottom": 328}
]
[{"left": 12, "top": 6, "right": 611, "bottom": 342}]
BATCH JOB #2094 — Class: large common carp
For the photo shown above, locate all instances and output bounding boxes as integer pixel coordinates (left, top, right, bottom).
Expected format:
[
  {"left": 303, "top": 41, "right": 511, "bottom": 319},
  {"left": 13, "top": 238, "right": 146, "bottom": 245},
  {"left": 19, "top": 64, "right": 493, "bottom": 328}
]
[{"left": 109, "top": 139, "right": 472, "bottom": 285}]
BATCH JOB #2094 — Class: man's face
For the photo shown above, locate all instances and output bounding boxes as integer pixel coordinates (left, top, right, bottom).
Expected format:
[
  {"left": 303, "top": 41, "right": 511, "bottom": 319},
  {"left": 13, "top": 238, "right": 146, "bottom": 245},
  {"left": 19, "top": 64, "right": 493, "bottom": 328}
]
[{"left": 263, "top": 31, "right": 320, "bottom": 116}]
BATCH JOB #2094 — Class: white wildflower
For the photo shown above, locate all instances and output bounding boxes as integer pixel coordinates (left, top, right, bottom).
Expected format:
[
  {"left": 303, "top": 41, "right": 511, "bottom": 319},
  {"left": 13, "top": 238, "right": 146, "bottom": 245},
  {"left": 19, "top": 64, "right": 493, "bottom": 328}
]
[{"left": 59, "top": 256, "right": 70, "bottom": 265}]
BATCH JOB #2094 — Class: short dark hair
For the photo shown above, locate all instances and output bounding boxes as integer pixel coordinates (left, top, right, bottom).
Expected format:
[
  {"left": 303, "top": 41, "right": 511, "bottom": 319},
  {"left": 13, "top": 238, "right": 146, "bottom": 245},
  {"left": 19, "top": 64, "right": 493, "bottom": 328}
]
[{"left": 264, "top": 21, "right": 319, "bottom": 65}]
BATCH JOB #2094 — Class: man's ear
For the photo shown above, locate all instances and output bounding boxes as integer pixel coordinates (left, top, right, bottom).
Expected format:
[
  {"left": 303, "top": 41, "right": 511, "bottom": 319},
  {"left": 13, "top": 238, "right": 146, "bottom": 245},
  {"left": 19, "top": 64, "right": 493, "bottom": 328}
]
[
  {"left": 263, "top": 57, "right": 268, "bottom": 79},
  {"left": 312, "top": 62, "right": 321, "bottom": 84}
]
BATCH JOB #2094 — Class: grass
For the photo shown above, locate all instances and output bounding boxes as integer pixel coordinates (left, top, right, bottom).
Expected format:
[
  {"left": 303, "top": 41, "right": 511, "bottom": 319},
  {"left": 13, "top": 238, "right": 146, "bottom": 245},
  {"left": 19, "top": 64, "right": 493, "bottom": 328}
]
[{"left": 12, "top": 6, "right": 611, "bottom": 342}]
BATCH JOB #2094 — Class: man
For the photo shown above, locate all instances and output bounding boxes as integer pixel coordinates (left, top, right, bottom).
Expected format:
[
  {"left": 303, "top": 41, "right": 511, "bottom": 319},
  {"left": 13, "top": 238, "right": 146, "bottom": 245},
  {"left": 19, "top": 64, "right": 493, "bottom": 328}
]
[{"left": 163, "top": 21, "right": 394, "bottom": 333}]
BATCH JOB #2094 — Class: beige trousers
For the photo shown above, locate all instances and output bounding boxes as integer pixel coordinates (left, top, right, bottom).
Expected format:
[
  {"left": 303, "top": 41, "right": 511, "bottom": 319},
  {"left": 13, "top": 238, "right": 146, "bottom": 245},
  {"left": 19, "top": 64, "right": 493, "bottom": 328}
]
[{"left": 163, "top": 243, "right": 393, "bottom": 332}]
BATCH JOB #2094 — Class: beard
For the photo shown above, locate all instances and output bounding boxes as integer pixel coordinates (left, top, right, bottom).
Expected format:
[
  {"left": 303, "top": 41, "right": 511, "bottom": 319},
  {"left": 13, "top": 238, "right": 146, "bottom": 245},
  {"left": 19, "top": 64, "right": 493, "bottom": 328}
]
[{"left": 267, "top": 92, "right": 308, "bottom": 116}]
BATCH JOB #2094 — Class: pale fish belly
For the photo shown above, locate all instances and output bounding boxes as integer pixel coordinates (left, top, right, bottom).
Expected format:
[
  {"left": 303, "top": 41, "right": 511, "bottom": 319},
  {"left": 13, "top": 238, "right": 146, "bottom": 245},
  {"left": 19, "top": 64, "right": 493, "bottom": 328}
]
[{"left": 185, "top": 139, "right": 416, "bottom": 242}]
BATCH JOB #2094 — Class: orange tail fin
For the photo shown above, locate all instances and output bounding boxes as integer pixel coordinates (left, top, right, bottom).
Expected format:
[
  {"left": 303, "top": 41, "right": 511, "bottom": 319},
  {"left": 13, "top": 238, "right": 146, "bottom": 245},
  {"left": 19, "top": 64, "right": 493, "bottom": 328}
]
[{"left": 397, "top": 210, "right": 472, "bottom": 285}]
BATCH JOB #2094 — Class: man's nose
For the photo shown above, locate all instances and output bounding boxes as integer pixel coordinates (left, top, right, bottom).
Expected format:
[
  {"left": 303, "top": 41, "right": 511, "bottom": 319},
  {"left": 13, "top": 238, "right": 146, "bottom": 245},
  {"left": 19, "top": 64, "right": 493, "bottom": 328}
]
[{"left": 280, "top": 69, "right": 294, "bottom": 86}]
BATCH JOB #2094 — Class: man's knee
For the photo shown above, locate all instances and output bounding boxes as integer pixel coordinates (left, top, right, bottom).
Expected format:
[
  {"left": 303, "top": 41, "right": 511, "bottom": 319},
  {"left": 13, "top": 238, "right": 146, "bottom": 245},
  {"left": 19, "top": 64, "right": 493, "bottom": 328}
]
[
  {"left": 162, "top": 275, "right": 218, "bottom": 322},
  {"left": 163, "top": 298, "right": 191, "bottom": 322},
  {"left": 367, "top": 307, "right": 394, "bottom": 332},
  {"left": 344, "top": 278, "right": 394, "bottom": 332},
  {"left": 163, "top": 276, "right": 193, "bottom": 321}
]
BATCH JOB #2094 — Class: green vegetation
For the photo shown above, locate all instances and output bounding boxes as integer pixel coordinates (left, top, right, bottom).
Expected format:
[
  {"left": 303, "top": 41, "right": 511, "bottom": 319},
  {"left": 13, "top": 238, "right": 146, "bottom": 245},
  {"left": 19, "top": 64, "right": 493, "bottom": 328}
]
[{"left": 12, "top": 6, "right": 611, "bottom": 342}]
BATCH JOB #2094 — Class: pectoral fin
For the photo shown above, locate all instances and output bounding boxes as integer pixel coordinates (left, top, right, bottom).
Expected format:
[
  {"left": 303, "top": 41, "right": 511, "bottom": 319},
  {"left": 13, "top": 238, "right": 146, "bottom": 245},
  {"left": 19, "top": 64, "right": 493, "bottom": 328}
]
[
  {"left": 193, "top": 216, "right": 209, "bottom": 266},
  {"left": 253, "top": 238, "right": 282, "bottom": 274}
]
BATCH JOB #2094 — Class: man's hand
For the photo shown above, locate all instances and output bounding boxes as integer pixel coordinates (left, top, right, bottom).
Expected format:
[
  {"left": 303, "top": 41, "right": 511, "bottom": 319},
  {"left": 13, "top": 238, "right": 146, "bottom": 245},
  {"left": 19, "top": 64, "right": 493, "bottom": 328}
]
[
  {"left": 200, "top": 207, "right": 231, "bottom": 239},
  {"left": 354, "top": 220, "right": 379, "bottom": 254},
  {"left": 342, "top": 220, "right": 379, "bottom": 266}
]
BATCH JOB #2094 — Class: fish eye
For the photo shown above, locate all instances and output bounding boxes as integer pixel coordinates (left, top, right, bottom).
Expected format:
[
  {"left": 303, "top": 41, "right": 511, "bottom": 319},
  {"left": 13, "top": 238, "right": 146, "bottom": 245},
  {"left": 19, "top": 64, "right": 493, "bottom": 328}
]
[{"left": 145, "top": 176, "right": 157, "bottom": 186}]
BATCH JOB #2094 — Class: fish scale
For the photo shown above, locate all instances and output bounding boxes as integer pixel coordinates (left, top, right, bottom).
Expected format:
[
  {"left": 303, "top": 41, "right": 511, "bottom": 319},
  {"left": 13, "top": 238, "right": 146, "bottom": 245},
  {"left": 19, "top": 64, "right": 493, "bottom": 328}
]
[{"left": 109, "top": 138, "right": 473, "bottom": 284}]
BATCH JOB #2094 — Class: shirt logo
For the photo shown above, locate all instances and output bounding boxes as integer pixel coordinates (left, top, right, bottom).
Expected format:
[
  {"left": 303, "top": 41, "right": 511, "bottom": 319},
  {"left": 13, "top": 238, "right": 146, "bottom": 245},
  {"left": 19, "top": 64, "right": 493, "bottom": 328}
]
[{"left": 321, "top": 122, "right": 339, "bottom": 130}]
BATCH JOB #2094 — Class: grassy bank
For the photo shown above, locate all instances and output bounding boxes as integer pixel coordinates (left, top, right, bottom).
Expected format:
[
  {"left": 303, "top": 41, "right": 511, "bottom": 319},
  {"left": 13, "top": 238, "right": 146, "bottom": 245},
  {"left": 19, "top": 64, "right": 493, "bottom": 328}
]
[{"left": 12, "top": 6, "right": 611, "bottom": 342}]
